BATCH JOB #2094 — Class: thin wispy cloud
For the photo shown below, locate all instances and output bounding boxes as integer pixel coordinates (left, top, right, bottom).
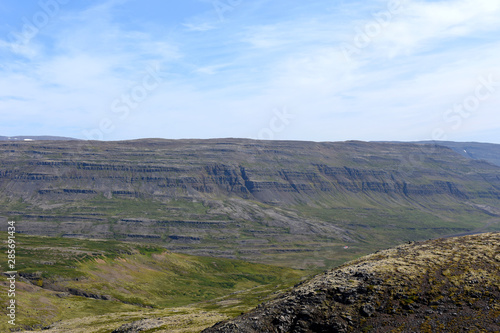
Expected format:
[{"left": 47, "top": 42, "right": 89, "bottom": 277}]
[
  {"left": 374, "top": 0, "right": 500, "bottom": 57},
  {"left": 0, "top": 0, "right": 498, "bottom": 143},
  {"left": 182, "top": 22, "right": 216, "bottom": 32}
]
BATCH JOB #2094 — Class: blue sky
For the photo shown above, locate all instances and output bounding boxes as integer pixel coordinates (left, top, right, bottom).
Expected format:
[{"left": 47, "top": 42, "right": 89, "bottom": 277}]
[{"left": 0, "top": 0, "right": 499, "bottom": 143}]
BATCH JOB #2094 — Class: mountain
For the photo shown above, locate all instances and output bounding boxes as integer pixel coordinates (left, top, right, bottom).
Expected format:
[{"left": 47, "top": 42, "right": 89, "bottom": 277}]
[
  {"left": 416, "top": 141, "right": 500, "bottom": 167},
  {"left": 0, "top": 135, "right": 79, "bottom": 141},
  {"left": 203, "top": 232, "right": 500, "bottom": 333},
  {"left": 0, "top": 139, "right": 499, "bottom": 268}
]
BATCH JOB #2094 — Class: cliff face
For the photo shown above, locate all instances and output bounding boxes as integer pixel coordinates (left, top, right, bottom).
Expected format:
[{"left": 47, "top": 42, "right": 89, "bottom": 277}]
[
  {"left": 0, "top": 139, "right": 499, "bottom": 267},
  {"left": 203, "top": 233, "right": 500, "bottom": 333},
  {"left": 1, "top": 139, "right": 498, "bottom": 203},
  {"left": 418, "top": 141, "right": 500, "bottom": 167}
]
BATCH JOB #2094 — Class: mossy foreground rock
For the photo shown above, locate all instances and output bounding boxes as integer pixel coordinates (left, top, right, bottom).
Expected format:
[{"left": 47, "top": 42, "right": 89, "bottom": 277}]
[{"left": 203, "top": 233, "right": 500, "bottom": 332}]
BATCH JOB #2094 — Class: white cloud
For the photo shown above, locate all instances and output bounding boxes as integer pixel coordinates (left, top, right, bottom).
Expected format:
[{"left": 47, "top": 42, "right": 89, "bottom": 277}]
[
  {"left": 193, "top": 63, "right": 231, "bottom": 75},
  {"left": 0, "top": 39, "right": 41, "bottom": 59},
  {"left": 182, "top": 22, "right": 216, "bottom": 32},
  {"left": 1, "top": 0, "right": 499, "bottom": 143},
  {"left": 375, "top": 0, "right": 500, "bottom": 57}
]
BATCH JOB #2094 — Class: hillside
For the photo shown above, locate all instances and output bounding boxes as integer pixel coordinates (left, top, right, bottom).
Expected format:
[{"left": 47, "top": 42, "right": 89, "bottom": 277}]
[
  {"left": 0, "top": 139, "right": 499, "bottom": 268},
  {"left": 0, "top": 233, "right": 304, "bottom": 332},
  {"left": 0, "top": 136, "right": 79, "bottom": 141},
  {"left": 203, "top": 232, "right": 500, "bottom": 333},
  {"left": 415, "top": 141, "right": 500, "bottom": 167}
]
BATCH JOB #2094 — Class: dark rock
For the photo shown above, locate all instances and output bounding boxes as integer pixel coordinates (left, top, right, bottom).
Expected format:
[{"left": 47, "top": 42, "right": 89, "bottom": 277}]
[
  {"left": 360, "top": 303, "right": 375, "bottom": 317},
  {"left": 203, "top": 233, "right": 500, "bottom": 333}
]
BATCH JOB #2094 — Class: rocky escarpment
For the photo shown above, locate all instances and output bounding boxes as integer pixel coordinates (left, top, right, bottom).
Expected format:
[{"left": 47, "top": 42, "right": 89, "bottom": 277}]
[
  {"left": 1, "top": 139, "right": 499, "bottom": 268},
  {"left": 203, "top": 233, "right": 500, "bottom": 333},
  {"left": 418, "top": 141, "right": 500, "bottom": 167},
  {"left": 0, "top": 139, "right": 499, "bottom": 204}
]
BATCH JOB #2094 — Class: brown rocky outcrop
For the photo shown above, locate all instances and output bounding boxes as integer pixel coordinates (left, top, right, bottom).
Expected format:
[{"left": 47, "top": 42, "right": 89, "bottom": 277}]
[{"left": 203, "top": 233, "right": 500, "bottom": 333}]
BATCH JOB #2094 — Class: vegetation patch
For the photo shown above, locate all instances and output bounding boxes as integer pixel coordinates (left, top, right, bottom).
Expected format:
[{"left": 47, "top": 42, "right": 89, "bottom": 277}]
[{"left": 0, "top": 233, "right": 305, "bottom": 332}]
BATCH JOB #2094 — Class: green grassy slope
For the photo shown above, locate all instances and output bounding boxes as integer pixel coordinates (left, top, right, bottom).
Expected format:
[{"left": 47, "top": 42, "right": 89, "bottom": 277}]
[{"left": 0, "top": 233, "right": 305, "bottom": 332}]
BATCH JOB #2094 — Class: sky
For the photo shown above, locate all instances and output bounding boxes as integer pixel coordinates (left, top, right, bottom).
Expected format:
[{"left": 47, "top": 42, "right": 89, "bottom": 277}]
[{"left": 0, "top": 0, "right": 499, "bottom": 143}]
